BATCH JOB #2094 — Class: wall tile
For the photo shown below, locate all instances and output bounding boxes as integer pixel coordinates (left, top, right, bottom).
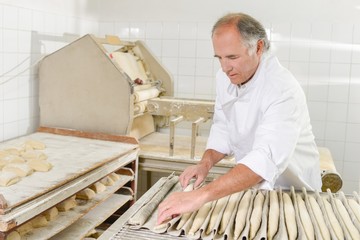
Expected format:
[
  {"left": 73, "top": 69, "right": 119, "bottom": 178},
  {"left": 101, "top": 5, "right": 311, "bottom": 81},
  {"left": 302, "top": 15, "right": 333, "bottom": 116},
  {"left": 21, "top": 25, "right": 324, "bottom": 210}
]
[
  {"left": 344, "top": 142, "right": 360, "bottom": 162},
  {"left": 325, "top": 122, "right": 346, "bottom": 141},
  {"left": 32, "top": 10, "right": 44, "bottom": 32},
  {"left": 145, "top": 39, "right": 162, "bottom": 57},
  {"left": 310, "top": 42, "right": 331, "bottom": 62},
  {"left": 311, "top": 22, "right": 332, "bottom": 42},
  {"left": 290, "top": 41, "right": 310, "bottom": 62},
  {"left": 179, "top": 39, "right": 196, "bottom": 58},
  {"left": 3, "top": 5, "right": 18, "bottom": 29},
  {"left": 18, "top": 8, "right": 32, "bottom": 31},
  {"left": 347, "top": 103, "right": 360, "bottom": 123},
  {"left": 271, "top": 41, "right": 290, "bottom": 61},
  {"left": 3, "top": 99, "right": 18, "bottom": 123},
  {"left": 326, "top": 102, "right": 348, "bottom": 122},
  {"left": 3, "top": 29, "right": 18, "bottom": 53},
  {"left": 129, "top": 22, "right": 146, "bottom": 40},
  {"left": 324, "top": 140, "right": 345, "bottom": 162},
  {"left": 311, "top": 120, "right": 326, "bottom": 140},
  {"left": 342, "top": 161, "right": 360, "bottom": 181},
  {"left": 3, "top": 121, "right": 18, "bottom": 140},
  {"left": 346, "top": 123, "right": 360, "bottom": 143},
  {"left": 161, "top": 39, "right": 179, "bottom": 57},
  {"left": 177, "top": 75, "right": 195, "bottom": 95},
  {"left": 194, "top": 76, "right": 213, "bottom": 95},
  {"left": 162, "top": 22, "right": 179, "bottom": 39},
  {"left": 270, "top": 23, "right": 291, "bottom": 41},
  {"left": 307, "top": 101, "right": 327, "bottom": 121},
  {"left": 179, "top": 22, "right": 197, "bottom": 40},
  {"left": 196, "top": 39, "right": 213, "bottom": 58},
  {"left": 145, "top": 22, "right": 162, "bottom": 39},
  {"left": 178, "top": 57, "right": 196, "bottom": 76},
  {"left": 114, "top": 22, "right": 130, "bottom": 39},
  {"left": 197, "top": 22, "right": 212, "bottom": 40},
  {"left": 195, "top": 58, "right": 213, "bottom": 77},
  {"left": 161, "top": 57, "right": 178, "bottom": 76}
]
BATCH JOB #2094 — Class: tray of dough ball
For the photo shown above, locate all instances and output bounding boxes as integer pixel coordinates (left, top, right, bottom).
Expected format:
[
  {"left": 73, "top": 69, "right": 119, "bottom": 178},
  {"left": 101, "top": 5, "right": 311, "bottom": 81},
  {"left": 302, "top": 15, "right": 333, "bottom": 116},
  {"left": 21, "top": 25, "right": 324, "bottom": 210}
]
[
  {"left": 103, "top": 174, "right": 360, "bottom": 240},
  {"left": 0, "top": 128, "right": 138, "bottom": 232}
]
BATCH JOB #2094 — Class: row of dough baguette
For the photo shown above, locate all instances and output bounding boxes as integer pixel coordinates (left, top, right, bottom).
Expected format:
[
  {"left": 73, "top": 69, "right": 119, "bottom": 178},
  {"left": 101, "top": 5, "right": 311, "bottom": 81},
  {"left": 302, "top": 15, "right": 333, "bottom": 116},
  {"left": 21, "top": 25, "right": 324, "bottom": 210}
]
[
  {"left": 5, "top": 172, "right": 121, "bottom": 240},
  {"left": 127, "top": 176, "right": 360, "bottom": 240},
  {"left": 0, "top": 140, "right": 52, "bottom": 187}
]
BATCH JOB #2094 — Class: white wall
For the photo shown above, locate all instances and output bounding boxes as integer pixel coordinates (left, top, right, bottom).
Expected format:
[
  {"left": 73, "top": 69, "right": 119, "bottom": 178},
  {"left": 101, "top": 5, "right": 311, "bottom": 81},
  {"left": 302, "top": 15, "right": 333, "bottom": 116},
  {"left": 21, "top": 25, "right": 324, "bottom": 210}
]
[{"left": 0, "top": 0, "right": 359, "bottom": 193}]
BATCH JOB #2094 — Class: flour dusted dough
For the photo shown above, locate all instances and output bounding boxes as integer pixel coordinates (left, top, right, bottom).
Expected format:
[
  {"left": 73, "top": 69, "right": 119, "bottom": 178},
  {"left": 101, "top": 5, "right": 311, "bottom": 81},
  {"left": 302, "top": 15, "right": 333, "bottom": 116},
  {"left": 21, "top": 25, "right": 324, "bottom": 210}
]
[
  {"left": 297, "top": 194, "right": 314, "bottom": 240},
  {"left": 17, "top": 221, "right": 33, "bottom": 236},
  {"left": 90, "top": 182, "right": 107, "bottom": 194},
  {"left": 249, "top": 191, "right": 265, "bottom": 239},
  {"left": 219, "top": 192, "right": 241, "bottom": 234},
  {"left": 31, "top": 215, "right": 48, "bottom": 228},
  {"left": 308, "top": 195, "right": 330, "bottom": 240},
  {"left": 348, "top": 198, "right": 360, "bottom": 222},
  {"left": 100, "top": 176, "right": 115, "bottom": 186},
  {"left": 2, "top": 155, "right": 25, "bottom": 163},
  {"left": 234, "top": 189, "right": 252, "bottom": 239},
  {"left": 6, "top": 231, "right": 21, "bottom": 240},
  {"left": 322, "top": 197, "right": 344, "bottom": 240},
  {"left": 109, "top": 172, "right": 120, "bottom": 182},
  {"left": 206, "top": 195, "right": 229, "bottom": 234},
  {"left": 76, "top": 188, "right": 96, "bottom": 200},
  {"left": 2, "top": 163, "right": 33, "bottom": 177},
  {"left": 268, "top": 190, "right": 280, "bottom": 240},
  {"left": 21, "top": 151, "right": 47, "bottom": 161},
  {"left": 283, "top": 192, "right": 297, "bottom": 240},
  {"left": 57, "top": 196, "right": 77, "bottom": 212},
  {"left": 334, "top": 198, "right": 360, "bottom": 239},
  {"left": 0, "top": 171, "right": 21, "bottom": 186},
  {"left": 27, "top": 159, "right": 52, "bottom": 172},
  {"left": 43, "top": 207, "right": 59, "bottom": 221},
  {"left": 188, "top": 201, "right": 213, "bottom": 235},
  {"left": 24, "top": 140, "right": 46, "bottom": 150}
]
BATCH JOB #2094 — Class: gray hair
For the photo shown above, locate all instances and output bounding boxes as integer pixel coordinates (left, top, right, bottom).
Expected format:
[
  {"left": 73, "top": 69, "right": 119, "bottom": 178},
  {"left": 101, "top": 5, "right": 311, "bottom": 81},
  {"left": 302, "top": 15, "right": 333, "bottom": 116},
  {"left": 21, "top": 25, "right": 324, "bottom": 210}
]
[{"left": 212, "top": 13, "right": 270, "bottom": 54}]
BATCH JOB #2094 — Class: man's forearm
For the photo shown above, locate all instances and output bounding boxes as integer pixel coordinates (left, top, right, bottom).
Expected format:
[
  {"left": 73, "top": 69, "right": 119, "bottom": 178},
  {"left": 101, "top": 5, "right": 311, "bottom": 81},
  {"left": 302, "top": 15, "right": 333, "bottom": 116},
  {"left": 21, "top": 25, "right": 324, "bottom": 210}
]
[
  {"left": 199, "top": 149, "right": 226, "bottom": 171},
  {"left": 198, "top": 163, "right": 263, "bottom": 203}
]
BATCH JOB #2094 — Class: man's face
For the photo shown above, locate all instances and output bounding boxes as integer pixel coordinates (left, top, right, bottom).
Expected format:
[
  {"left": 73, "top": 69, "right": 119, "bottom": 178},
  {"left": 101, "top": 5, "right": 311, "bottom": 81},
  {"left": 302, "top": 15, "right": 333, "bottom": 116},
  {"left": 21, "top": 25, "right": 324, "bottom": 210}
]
[{"left": 212, "top": 25, "right": 262, "bottom": 85}]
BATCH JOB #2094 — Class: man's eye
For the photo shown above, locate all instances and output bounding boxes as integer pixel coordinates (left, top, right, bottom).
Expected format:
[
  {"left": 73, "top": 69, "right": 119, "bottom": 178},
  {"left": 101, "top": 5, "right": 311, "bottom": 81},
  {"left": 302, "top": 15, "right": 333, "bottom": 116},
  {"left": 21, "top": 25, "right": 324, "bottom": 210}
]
[{"left": 228, "top": 56, "right": 238, "bottom": 60}]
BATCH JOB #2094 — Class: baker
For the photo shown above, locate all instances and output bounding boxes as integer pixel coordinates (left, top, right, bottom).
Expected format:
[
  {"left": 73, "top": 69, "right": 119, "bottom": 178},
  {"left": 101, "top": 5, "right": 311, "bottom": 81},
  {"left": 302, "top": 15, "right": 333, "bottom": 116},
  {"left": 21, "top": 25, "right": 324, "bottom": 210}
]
[{"left": 157, "top": 12, "right": 321, "bottom": 224}]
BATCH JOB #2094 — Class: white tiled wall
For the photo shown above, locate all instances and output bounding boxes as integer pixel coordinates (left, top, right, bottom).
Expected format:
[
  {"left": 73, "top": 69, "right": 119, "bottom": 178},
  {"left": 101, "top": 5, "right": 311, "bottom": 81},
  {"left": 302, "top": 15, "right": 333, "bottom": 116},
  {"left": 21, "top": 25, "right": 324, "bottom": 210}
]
[{"left": 0, "top": 0, "right": 359, "bottom": 194}]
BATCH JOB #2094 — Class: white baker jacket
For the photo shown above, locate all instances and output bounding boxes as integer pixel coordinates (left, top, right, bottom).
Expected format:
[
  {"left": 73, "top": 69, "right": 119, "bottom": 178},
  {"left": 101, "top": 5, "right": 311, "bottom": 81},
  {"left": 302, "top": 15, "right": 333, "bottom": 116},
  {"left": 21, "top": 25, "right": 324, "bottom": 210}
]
[{"left": 206, "top": 55, "right": 322, "bottom": 191}]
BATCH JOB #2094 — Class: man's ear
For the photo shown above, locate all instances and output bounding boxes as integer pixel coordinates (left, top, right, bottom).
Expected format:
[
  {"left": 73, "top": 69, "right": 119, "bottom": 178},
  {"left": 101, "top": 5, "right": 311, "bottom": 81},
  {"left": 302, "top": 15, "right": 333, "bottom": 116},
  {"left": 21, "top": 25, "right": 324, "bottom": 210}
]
[{"left": 257, "top": 40, "right": 264, "bottom": 55}]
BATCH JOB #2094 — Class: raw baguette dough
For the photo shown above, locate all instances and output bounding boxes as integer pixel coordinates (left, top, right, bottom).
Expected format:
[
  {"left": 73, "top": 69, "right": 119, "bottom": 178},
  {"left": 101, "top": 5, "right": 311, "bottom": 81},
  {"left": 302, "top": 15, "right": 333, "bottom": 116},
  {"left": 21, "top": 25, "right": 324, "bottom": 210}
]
[
  {"left": 268, "top": 190, "right": 280, "bottom": 240},
  {"left": 31, "top": 215, "right": 48, "bottom": 228},
  {"left": 348, "top": 198, "right": 360, "bottom": 222},
  {"left": 128, "top": 176, "right": 179, "bottom": 226},
  {"left": 234, "top": 189, "right": 252, "bottom": 239},
  {"left": 297, "top": 194, "right": 314, "bottom": 240},
  {"left": 188, "top": 201, "right": 213, "bottom": 235},
  {"left": 283, "top": 192, "right": 297, "bottom": 240},
  {"left": 205, "top": 195, "right": 229, "bottom": 234},
  {"left": 249, "top": 191, "right": 265, "bottom": 239},
  {"left": 76, "top": 188, "right": 96, "bottom": 200},
  {"left": 57, "top": 196, "right": 77, "bottom": 212},
  {"left": 334, "top": 198, "right": 360, "bottom": 239},
  {"left": 90, "top": 182, "right": 106, "bottom": 193},
  {"left": 308, "top": 195, "right": 330, "bottom": 240},
  {"left": 322, "top": 197, "right": 344, "bottom": 240},
  {"left": 27, "top": 159, "right": 52, "bottom": 172},
  {"left": 43, "top": 207, "right": 59, "bottom": 221},
  {"left": 218, "top": 192, "right": 241, "bottom": 234},
  {"left": 2, "top": 163, "right": 33, "bottom": 177},
  {"left": 0, "top": 171, "right": 21, "bottom": 186}
]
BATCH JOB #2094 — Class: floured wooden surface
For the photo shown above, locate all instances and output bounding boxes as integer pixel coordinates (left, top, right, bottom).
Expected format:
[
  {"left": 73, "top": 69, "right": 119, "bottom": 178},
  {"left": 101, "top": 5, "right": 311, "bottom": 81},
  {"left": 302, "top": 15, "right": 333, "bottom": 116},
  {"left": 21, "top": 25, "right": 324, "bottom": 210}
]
[{"left": 0, "top": 132, "right": 137, "bottom": 209}]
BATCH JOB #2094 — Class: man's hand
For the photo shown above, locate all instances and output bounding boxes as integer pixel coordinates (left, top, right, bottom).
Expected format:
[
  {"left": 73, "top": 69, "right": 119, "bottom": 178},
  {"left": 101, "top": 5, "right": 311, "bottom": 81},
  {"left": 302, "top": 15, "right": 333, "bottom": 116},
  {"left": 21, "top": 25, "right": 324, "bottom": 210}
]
[
  {"left": 179, "top": 163, "right": 209, "bottom": 189},
  {"left": 156, "top": 189, "right": 207, "bottom": 225}
]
